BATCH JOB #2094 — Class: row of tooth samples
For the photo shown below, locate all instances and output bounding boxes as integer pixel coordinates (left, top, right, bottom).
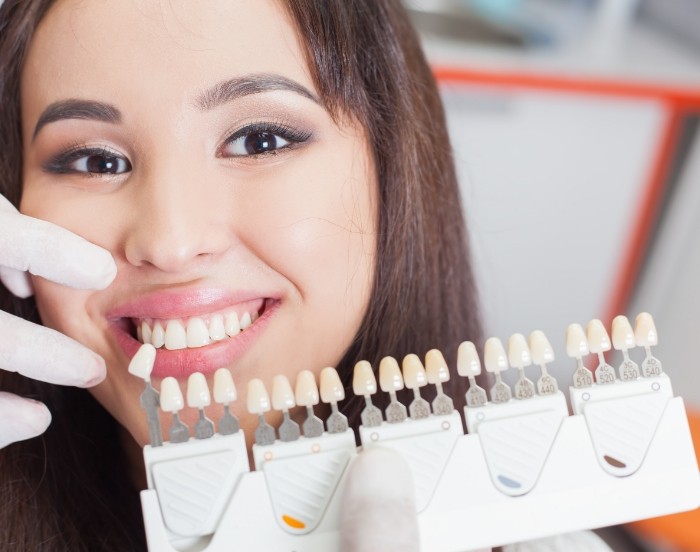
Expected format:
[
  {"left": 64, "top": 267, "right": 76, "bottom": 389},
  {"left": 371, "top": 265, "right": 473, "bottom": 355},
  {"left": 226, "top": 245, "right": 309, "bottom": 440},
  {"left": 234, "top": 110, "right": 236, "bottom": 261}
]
[
  {"left": 136, "top": 310, "right": 258, "bottom": 350},
  {"left": 567, "top": 312, "right": 662, "bottom": 388}
]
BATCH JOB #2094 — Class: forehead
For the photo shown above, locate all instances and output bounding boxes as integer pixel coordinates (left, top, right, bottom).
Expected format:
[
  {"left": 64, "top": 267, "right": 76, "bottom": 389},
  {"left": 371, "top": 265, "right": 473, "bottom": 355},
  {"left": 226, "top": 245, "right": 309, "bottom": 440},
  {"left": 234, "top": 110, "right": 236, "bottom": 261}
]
[{"left": 21, "top": 0, "right": 313, "bottom": 116}]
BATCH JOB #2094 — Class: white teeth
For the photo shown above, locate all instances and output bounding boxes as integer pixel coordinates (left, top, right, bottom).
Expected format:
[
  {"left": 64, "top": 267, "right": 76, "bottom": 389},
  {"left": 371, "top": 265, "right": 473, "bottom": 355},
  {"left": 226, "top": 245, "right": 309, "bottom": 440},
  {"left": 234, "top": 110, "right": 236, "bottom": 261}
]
[
  {"left": 160, "top": 377, "right": 185, "bottom": 413},
  {"left": 209, "top": 315, "right": 226, "bottom": 341},
  {"left": 353, "top": 360, "right": 377, "bottom": 396},
  {"left": 164, "top": 320, "right": 187, "bottom": 350},
  {"left": 187, "top": 372, "right": 212, "bottom": 409},
  {"left": 152, "top": 321, "right": 165, "bottom": 348},
  {"left": 634, "top": 312, "right": 658, "bottom": 347},
  {"left": 319, "top": 367, "right": 345, "bottom": 403},
  {"left": 186, "top": 318, "right": 210, "bottom": 348},
  {"left": 128, "top": 343, "right": 157, "bottom": 381},
  {"left": 240, "top": 311, "right": 252, "bottom": 330},
  {"left": 136, "top": 323, "right": 143, "bottom": 343},
  {"left": 213, "top": 368, "right": 237, "bottom": 404},
  {"left": 586, "top": 319, "right": 611, "bottom": 354},
  {"left": 484, "top": 337, "right": 508, "bottom": 374},
  {"left": 247, "top": 378, "right": 271, "bottom": 414},
  {"left": 225, "top": 312, "right": 241, "bottom": 337},
  {"left": 379, "top": 356, "right": 404, "bottom": 392},
  {"left": 425, "top": 349, "right": 450, "bottom": 384},
  {"left": 402, "top": 354, "right": 427, "bottom": 390},
  {"left": 141, "top": 321, "right": 152, "bottom": 346},
  {"left": 529, "top": 331, "right": 555, "bottom": 364},
  {"left": 272, "top": 375, "right": 296, "bottom": 411},
  {"left": 508, "top": 333, "right": 532, "bottom": 368},
  {"left": 295, "top": 370, "right": 320, "bottom": 407},
  {"left": 612, "top": 315, "right": 636, "bottom": 351},
  {"left": 457, "top": 341, "right": 481, "bottom": 378},
  {"left": 566, "top": 323, "right": 589, "bottom": 358}
]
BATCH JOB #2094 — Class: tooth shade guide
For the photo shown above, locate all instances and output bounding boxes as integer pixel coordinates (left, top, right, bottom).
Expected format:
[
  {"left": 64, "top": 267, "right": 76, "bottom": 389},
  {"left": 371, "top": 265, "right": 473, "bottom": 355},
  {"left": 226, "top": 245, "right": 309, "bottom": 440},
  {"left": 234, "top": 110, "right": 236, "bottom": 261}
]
[
  {"left": 425, "top": 349, "right": 454, "bottom": 415},
  {"left": 294, "top": 370, "right": 324, "bottom": 437},
  {"left": 353, "top": 361, "right": 382, "bottom": 427},
  {"left": 402, "top": 355, "right": 431, "bottom": 420},
  {"left": 319, "top": 367, "right": 348, "bottom": 434},
  {"left": 272, "top": 375, "right": 300, "bottom": 442},
  {"left": 379, "top": 356, "right": 408, "bottom": 423}
]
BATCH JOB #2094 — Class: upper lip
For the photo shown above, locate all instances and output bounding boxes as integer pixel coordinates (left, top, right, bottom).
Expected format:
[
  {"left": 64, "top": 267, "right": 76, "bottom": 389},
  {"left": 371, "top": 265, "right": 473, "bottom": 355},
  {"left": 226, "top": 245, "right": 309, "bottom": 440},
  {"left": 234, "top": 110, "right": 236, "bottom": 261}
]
[{"left": 105, "top": 287, "right": 274, "bottom": 321}]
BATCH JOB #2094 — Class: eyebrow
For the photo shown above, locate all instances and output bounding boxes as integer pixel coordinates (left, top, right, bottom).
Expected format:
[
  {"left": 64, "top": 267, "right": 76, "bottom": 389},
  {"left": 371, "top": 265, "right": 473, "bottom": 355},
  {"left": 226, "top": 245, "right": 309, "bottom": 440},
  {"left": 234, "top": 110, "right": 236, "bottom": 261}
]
[
  {"left": 32, "top": 99, "right": 121, "bottom": 142},
  {"left": 195, "top": 73, "right": 319, "bottom": 110}
]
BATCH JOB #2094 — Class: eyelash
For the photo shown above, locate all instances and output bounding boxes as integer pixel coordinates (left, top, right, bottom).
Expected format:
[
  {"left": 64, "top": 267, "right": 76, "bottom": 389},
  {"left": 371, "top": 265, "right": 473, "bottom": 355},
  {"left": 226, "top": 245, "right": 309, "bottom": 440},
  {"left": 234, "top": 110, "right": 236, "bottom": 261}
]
[{"left": 41, "top": 122, "right": 313, "bottom": 177}]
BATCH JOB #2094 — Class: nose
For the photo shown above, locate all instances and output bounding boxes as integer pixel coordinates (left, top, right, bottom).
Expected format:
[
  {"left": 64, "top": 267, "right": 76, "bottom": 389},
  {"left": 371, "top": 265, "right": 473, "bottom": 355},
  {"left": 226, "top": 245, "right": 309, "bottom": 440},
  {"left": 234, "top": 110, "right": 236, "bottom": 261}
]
[{"left": 124, "top": 169, "right": 234, "bottom": 274}]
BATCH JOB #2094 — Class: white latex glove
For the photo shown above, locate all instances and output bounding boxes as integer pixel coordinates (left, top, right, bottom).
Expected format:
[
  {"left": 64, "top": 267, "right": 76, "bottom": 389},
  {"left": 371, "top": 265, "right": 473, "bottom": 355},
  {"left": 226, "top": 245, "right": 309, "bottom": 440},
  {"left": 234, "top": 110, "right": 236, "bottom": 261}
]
[
  {"left": 0, "top": 194, "right": 117, "bottom": 448},
  {"left": 340, "top": 447, "right": 420, "bottom": 552}
]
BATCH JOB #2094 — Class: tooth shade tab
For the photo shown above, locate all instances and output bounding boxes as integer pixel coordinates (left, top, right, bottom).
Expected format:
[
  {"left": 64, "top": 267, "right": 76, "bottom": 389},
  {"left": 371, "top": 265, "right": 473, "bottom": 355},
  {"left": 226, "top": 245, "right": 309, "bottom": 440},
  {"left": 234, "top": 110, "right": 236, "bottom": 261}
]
[
  {"left": 529, "top": 331, "right": 555, "bottom": 364},
  {"left": 186, "top": 373, "right": 212, "bottom": 409},
  {"left": 295, "top": 370, "right": 320, "bottom": 407},
  {"left": 247, "top": 378, "right": 271, "bottom": 414},
  {"left": 272, "top": 375, "right": 296, "bottom": 411},
  {"left": 566, "top": 323, "right": 590, "bottom": 358},
  {"left": 353, "top": 361, "right": 377, "bottom": 396},
  {"left": 508, "top": 333, "right": 532, "bottom": 368},
  {"left": 160, "top": 377, "right": 185, "bottom": 413},
  {"left": 151, "top": 321, "right": 165, "bottom": 348},
  {"left": 484, "top": 337, "right": 508, "bottom": 374},
  {"left": 165, "top": 320, "right": 187, "bottom": 351},
  {"left": 457, "top": 341, "right": 481, "bottom": 377},
  {"left": 586, "top": 319, "right": 612, "bottom": 354},
  {"left": 635, "top": 312, "right": 659, "bottom": 347},
  {"left": 320, "top": 367, "right": 345, "bottom": 403},
  {"left": 213, "top": 368, "right": 237, "bottom": 404},
  {"left": 128, "top": 343, "right": 157, "bottom": 381},
  {"left": 612, "top": 315, "right": 636, "bottom": 351},
  {"left": 379, "top": 356, "right": 405, "bottom": 392},
  {"left": 402, "top": 354, "right": 428, "bottom": 389},
  {"left": 425, "top": 349, "right": 450, "bottom": 383}
]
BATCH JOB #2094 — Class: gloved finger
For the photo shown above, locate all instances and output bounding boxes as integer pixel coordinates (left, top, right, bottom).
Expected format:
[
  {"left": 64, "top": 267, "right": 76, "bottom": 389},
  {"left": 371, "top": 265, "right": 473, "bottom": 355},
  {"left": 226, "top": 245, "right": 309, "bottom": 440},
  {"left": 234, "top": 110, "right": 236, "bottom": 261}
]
[
  {"left": 0, "top": 392, "right": 52, "bottom": 449},
  {"left": 0, "top": 196, "right": 116, "bottom": 290},
  {"left": 0, "top": 310, "right": 106, "bottom": 387},
  {"left": 340, "top": 447, "right": 419, "bottom": 552},
  {"left": 0, "top": 265, "right": 34, "bottom": 298}
]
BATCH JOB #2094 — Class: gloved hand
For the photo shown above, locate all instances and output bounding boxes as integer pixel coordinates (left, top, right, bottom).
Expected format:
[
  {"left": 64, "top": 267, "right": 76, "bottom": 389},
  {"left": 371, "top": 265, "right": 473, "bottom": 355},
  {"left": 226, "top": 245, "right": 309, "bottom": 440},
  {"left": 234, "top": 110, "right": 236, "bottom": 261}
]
[
  {"left": 340, "top": 447, "right": 420, "bottom": 552},
  {"left": 0, "top": 194, "right": 117, "bottom": 449}
]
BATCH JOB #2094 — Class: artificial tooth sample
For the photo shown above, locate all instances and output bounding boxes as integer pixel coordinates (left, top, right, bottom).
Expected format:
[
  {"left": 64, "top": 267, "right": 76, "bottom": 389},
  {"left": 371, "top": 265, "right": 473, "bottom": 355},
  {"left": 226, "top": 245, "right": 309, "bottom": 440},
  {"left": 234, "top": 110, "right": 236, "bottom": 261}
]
[
  {"left": 214, "top": 368, "right": 240, "bottom": 435},
  {"left": 484, "top": 338, "right": 512, "bottom": 403},
  {"left": 151, "top": 321, "right": 165, "bottom": 349},
  {"left": 240, "top": 311, "right": 252, "bottom": 330},
  {"left": 352, "top": 361, "right": 382, "bottom": 427},
  {"left": 567, "top": 323, "right": 593, "bottom": 388},
  {"left": 425, "top": 349, "right": 454, "bottom": 415},
  {"left": 128, "top": 343, "right": 162, "bottom": 447},
  {"left": 295, "top": 370, "right": 324, "bottom": 437},
  {"left": 187, "top": 373, "right": 215, "bottom": 439},
  {"left": 248, "top": 379, "right": 276, "bottom": 445},
  {"left": 457, "top": 341, "right": 488, "bottom": 407},
  {"left": 140, "top": 321, "right": 152, "bottom": 345},
  {"left": 529, "top": 331, "right": 559, "bottom": 395},
  {"left": 586, "top": 319, "right": 616, "bottom": 384},
  {"left": 186, "top": 318, "right": 210, "bottom": 348},
  {"left": 612, "top": 315, "right": 640, "bottom": 381},
  {"left": 508, "top": 333, "right": 535, "bottom": 400},
  {"left": 635, "top": 312, "right": 663, "bottom": 377},
  {"left": 209, "top": 315, "right": 226, "bottom": 342},
  {"left": 164, "top": 320, "right": 187, "bottom": 350},
  {"left": 402, "top": 354, "right": 430, "bottom": 419},
  {"left": 272, "top": 375, "right": 300, "bottom": 442},
  {"left": 379, "top": 356, "right": 408, "bottom": 423},
  {"left": 160, "top": 377, "right": 189, "bottom": 443},
  {"left": 320, "top": 367, "right": 349, "bottom": 433},
  {"left": 225, "top": 312, "right": 241, "bottom": 337}
]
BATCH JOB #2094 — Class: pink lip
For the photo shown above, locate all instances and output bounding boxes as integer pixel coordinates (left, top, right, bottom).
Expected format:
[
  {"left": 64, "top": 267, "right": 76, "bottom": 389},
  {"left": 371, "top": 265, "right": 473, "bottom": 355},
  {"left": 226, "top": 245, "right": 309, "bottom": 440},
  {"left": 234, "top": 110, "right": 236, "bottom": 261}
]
[{"left": 107, "top": 288, "right": 279, "bottom": 379}]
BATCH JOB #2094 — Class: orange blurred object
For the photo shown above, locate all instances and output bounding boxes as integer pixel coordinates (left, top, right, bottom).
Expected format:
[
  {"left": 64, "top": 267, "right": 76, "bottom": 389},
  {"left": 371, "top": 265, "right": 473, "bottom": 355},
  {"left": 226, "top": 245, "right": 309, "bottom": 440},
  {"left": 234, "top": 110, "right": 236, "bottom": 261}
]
[{"left": 628, "top": 409, "right": 700, "bottom": 552}]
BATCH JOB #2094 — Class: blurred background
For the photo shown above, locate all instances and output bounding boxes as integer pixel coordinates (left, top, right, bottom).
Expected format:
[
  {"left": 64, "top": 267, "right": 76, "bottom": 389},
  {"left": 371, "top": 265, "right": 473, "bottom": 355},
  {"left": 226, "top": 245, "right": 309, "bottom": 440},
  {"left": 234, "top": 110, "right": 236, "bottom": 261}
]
[{"left": 404, "top": 0, "right": 700, "bottom": 550}]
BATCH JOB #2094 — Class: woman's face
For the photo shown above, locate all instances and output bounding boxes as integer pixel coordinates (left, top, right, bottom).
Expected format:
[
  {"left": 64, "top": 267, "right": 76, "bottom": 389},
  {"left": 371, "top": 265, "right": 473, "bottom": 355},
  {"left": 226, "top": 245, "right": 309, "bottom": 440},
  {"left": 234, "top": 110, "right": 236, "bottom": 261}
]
[{"left": 19, "top": 0, "right": 376, "bottom": 448}]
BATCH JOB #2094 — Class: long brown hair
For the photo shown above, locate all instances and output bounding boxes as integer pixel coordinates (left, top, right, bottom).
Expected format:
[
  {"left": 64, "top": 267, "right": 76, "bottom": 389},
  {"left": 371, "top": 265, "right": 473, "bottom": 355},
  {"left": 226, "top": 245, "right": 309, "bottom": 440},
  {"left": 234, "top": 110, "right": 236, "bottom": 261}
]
[{"left": 0, "top": 0, "right": 481, "bottom": 549}]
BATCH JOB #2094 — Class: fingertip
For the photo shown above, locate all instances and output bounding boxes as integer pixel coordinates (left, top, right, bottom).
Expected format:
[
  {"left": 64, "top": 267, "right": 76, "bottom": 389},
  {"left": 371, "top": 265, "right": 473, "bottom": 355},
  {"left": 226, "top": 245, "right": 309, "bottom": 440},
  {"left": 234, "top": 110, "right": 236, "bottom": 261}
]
[
  {"left": 0, "top": 266, "right": 34, "bottom": 298},
  {"left": 79, "top": 354, "right": 108, "bottom": 388}
]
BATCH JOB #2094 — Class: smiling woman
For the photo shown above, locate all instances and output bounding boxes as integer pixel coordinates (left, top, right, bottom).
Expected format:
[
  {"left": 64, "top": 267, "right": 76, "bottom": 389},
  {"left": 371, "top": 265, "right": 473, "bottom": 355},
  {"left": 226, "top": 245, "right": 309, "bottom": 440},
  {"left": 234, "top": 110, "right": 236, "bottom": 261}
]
[{"left": 0, "top": 0, "right": 479, "bottom": 550}]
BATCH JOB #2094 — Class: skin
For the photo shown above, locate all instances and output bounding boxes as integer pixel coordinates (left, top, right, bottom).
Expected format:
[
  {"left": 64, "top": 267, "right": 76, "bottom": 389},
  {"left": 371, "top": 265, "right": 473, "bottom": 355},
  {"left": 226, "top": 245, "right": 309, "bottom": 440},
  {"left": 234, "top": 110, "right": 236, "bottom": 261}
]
[{"left": 19, "top": 0, "right": 377, "bottom": 472}]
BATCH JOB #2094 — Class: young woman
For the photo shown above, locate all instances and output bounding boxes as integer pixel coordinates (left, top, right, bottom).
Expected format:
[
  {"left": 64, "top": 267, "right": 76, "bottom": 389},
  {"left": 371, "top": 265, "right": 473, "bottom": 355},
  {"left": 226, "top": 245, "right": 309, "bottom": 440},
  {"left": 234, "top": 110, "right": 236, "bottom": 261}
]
[{"left": 0, "top": 1, "right": 610, "bottom": 551}]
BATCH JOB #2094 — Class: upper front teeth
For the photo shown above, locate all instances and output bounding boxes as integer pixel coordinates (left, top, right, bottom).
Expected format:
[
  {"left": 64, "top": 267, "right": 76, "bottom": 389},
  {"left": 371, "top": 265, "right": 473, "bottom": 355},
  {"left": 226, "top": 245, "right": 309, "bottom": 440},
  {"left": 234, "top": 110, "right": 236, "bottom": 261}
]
[{"left": 137, "top": 310, "right": 257, "bottom": 350}]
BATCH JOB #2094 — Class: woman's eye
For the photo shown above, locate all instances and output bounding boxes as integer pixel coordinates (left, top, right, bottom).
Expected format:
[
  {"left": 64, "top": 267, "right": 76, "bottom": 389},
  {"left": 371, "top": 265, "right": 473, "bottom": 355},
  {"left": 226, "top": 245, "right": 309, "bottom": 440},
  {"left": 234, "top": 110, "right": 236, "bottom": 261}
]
[
  {"left": 44, "top": 147, "right": 132, "bottom": 176},
  {"left": 224, "top": 131, "right": 292, "bottom": 157}
]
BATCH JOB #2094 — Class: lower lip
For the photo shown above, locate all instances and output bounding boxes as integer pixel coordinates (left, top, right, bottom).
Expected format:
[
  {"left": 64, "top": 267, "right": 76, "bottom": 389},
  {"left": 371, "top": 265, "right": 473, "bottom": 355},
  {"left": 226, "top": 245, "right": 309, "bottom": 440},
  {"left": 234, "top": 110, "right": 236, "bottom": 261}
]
[{"left": 112, "top": 301, "right": 279, "bottom": 379}]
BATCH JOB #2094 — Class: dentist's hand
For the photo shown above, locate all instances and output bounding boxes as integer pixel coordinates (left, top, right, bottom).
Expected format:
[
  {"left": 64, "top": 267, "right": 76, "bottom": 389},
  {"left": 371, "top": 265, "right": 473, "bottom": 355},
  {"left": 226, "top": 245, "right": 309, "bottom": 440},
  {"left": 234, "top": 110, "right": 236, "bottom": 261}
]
[
  {"left": 340, "top": 447, "right": 420, "bottom": 552},
  {"left": 0, "top": 194, "right": 117, "bottom": 449}
]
